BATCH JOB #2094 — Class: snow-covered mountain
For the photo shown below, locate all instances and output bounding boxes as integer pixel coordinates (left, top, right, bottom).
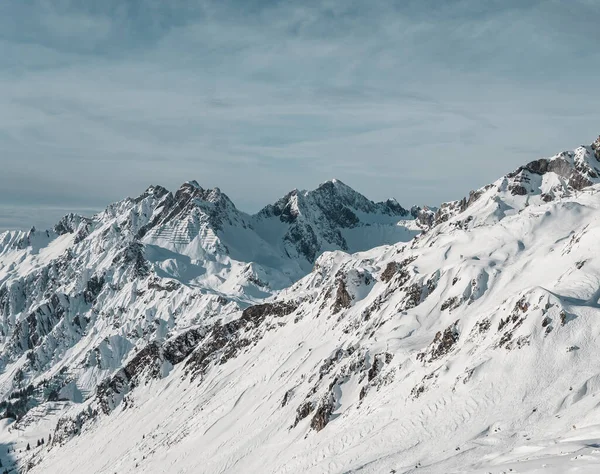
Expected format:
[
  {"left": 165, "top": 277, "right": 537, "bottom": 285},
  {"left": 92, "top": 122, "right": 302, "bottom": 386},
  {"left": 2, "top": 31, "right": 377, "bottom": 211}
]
[
  {"left": 254, "top": 179, "right": 416, "bottom": 264},
  {"left": 2, "top": 138, "right": 600, "bottom": 474},
  {"left": 0, "top": 179, "right": 416, "bottom": 442},
  {"left": 426, "top": 141, "right": 600, "bottom": 229}
]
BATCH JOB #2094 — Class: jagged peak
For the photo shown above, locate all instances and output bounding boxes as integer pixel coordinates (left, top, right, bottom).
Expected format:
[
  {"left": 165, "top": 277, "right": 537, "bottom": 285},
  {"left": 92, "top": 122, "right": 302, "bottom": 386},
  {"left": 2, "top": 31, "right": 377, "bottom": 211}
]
[
  {"left": 514, "top": 135, "right": 600, "bottom": 176},
  {"left": 313, "top": 178, "right": 357, "bottom": 196},
  {"left": 144, "top": 184, "right": 169, "bottom": 195},
  {"left": 54, "top": 213, "right": 92, "bottom": 237},
  {"left": 317, "top": 178, "right": 349, "bottom": 189},
  {"left": 132, "top": 184, "right": 171, "bottom": 205},
  {"left": 179, "top": 180, "right": 204, "bottom": 193},
  {"left": 175, "top": 182, "right": 233, "bottom": 206},
  {"left": 258, "top": 179, "right": 410, "bottom": 225},
  {"left": 505, "top": 143, "right": 600, "bottom": 194},
  {"left": 205, "top": 187, "right": 226, "bottom": 204},
  {"left": 423, "top": 136, "right": 600, "bottom": 231},
  {"left": 186, "top": 180, "right": 202, "bottom": 189}
]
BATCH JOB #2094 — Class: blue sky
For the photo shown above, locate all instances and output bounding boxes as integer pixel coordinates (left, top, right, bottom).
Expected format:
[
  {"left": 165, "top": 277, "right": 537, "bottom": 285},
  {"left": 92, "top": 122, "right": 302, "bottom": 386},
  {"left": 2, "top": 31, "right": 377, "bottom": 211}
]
[{"left": 1, "top": 0, "right": 599, "bottom": 230}]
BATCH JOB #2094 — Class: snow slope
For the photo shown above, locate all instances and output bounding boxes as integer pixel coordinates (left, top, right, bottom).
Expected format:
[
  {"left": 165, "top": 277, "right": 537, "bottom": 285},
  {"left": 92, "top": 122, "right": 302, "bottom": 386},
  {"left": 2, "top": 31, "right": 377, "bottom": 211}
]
[{"left": 1, "top": 138, "right": 600, "bottom": 473}]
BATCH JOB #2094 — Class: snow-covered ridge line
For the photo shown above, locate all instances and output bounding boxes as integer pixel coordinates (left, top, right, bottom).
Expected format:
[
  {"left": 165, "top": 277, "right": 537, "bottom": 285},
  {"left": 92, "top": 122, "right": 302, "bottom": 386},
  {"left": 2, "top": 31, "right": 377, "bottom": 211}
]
[
  {"left": 1, "top": 136, "right": 600, "bottom": 473},
  {"left": 0, "top": 177, "right": 419, "bottom": 438},
  {"left": 420, "top": 139, "right": 600, "bottom": 230}
]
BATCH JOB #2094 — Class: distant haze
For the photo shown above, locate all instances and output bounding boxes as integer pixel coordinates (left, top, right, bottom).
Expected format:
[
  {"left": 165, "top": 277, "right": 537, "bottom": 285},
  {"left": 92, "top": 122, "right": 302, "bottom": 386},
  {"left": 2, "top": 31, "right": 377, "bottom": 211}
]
[{"left": 1, "top": 0, "right": 599, "bottom": 231}]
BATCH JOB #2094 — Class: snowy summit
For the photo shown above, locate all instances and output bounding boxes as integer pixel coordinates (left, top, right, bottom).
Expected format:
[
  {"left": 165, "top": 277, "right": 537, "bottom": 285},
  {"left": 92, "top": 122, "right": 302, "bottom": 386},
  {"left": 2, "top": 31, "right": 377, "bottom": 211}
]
[{"left": 1, "top": 138, "right": 600, "bottom": 473}]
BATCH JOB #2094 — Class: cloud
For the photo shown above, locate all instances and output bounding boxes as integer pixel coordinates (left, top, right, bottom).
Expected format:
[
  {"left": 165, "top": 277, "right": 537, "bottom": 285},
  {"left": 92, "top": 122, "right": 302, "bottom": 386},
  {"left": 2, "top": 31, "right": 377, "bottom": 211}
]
[{"left": 0, "top": 0, "right": 599, "bottom": 231}]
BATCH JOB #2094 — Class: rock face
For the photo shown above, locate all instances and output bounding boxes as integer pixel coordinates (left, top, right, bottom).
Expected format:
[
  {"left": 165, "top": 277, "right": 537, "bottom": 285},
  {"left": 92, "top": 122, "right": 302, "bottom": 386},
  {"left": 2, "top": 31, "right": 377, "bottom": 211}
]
[
  {"left": 255, "top": 179, "right": 414, "bottom": 263},
  {"left": 4, "top": 136, "right": 600, "bottom": 474},
  {"left": 511, "top": 153, "right": 598, "bottom": 191},
  {"left": 332, "top": 280, "right": 352, "bottom": 313},
  {"left": 418, "top": 321, "right": 460, "bottom": 362}
]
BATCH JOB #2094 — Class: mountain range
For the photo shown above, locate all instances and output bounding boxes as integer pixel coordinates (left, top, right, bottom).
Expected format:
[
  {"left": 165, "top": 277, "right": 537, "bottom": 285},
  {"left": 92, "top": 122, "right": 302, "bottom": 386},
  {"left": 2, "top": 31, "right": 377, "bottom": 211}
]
[{"left": 1, "top": 136, "right": 600, "bottom": 473}]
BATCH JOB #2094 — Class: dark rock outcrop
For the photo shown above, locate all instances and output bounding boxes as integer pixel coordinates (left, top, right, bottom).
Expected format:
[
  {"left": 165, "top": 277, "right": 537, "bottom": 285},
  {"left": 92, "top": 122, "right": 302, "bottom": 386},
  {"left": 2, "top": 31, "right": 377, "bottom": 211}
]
[
  {"left": 184, "top": 300, "right": 298, "bottom": 380},
  {"left": 418, "top": 321, "right": 460, "bottom": 363},
  {"left": 293, "top": 401, "right": 314, "bottom": 427},
  {"left": 381, "top": 262, "right": 399, "bottom": 283},
  {"left": 257, "top": 179, "right": 410, "bottom": 262},
  {"left": 97, "top": 341, "right": 166, "bottom": 414},
  {"left": 84, "top": 275, "right": 105, "bottom": 304},
  {"left": 332, "top": 280, "right": 352, "bottom": 314},
  {"left": 163, "top": 327, "right": 206, "bottom": 365},
  {"left": 112, "top": 242, "right": 149, "bottom": 277},
  {"left": 310, "top": 394, "right": 335, "bottom": 432}
]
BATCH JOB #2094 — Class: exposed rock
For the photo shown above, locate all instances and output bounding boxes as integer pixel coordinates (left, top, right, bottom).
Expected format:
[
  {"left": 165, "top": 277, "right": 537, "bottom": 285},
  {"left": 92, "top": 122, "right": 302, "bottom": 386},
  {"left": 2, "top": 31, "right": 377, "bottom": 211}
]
[
  {"left": 368, "top": 352, "right": 393, "bottom": 382},
  {"left": 282, "top": 388, "right": 294, "bottom": 407},
  {"left": 402, "top": 283, "right": 423, "bottom": 310},
  {"left": 148, "top": 279, "right": 181, "bottom": 293},
  {"left": 257, "top": 179, "right": 410, "bottom": 262},
  {"left": 310, "top": 394, "right": 335, "bottom": 432},
  {"left": 293, "top": 401, "right": 314, "bottom": 428},
  {"left": 241, "top": 301, "right": 298, "bottom": 324},
  {"left": 441, "top": 296, "right": 461, "bottom": 312},
  {"left": 542, "top": 316, "right": 552, "bottom": 328},
  {"left": 163, "top": 327, "right": 206, "bottom": 365},
  {"left": 381, "top": 262, "right": 399, "bottom": 283},
  {"left": 54, "top": 214, "right": 93, "bottom": 243},
  {"left": 112, "top": 242, "right": 149, "bottom": 278},
  {"left": 96, "top": 341, "right": 168, "bottom": 415},
  {"left": 510, "top": 185, "right": 528, "bottom": 196},
  {"left": 332, "top": 280, "right": 352, "bottom": 314},
  {"left": 568, "top": 172, "right": 593, "bottom": 191},
  {"left": 381, "top": 256, "right": 417, "bottom": 287},
  {"left": 184, "top": 301, "right": 297, "bottom": 381},
  {"left": 560, "top": 310, "right": 577, "bottom": 326},
  {"left": 284, "top": 221, "right": 321, "bottom": 262},
  {"left": 10, "top": 293, "right": 68, "bottom": 352},
  {"left": 418, "top": 321, "right": 460, "bottom": 363},
  {"left": 84, "top": 275, "right": 105, "bottom": 304},
  {"left": 478, "top": 319, "right": 491, "bottom": 333},
  {"left": 53, "top": 406, "right": 98, "bottom": 446},
  {"left": 541, "top": 193, "right": 554, "bottom": 202}
]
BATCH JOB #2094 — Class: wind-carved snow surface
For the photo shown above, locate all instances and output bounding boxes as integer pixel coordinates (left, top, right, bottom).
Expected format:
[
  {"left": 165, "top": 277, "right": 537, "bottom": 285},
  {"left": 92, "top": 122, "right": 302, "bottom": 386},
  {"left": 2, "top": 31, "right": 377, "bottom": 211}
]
[{"left": 2, "top": 140, "right": 600, "bottom": 473}]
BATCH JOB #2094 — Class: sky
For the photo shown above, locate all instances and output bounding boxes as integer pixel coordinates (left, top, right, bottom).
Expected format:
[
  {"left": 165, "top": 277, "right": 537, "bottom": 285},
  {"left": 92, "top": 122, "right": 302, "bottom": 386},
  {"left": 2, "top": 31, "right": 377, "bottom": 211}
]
[{"left": 1, "top": 0, "right": 600, "bottom": 231}]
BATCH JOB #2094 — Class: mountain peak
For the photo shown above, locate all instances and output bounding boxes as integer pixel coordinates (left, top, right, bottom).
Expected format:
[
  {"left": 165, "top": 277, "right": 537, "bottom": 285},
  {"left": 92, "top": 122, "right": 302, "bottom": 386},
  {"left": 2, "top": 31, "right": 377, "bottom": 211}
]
[
  {"left": 592, "top": 135, "right": 600, "bottom": 160},
  {"left": 145, "top": 184, "right": 169, "bottom": 195},
  {"left": 252, "top": 179, "right": 415, "bottom": 263},
  {"left": 315, "top": 178, "right": 353, "bottom": 194},
  {"left": 174, "top": 182, "right": 232, "bottom": 206},
  {"left": 505, "top": 144, "right": 600, "bottom": 196},
  {"left": 8, "top": 137, "right": 600, "bottom": 474},
  {"left": 183, "top": 180, "right": 202, "bottom": 190},
  {"left": 320, "top": 177, "right": 346, "bottom": 187},
  {"left": 423, "top": 137, "right": 600, "bottom": 230}
]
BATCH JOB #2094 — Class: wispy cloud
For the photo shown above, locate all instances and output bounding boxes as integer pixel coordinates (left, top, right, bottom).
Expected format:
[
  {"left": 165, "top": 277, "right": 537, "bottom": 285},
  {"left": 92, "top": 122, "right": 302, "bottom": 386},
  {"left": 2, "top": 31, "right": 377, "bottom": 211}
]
[{"left": 1, "top": 0, "right": 599, "bottom": 231}]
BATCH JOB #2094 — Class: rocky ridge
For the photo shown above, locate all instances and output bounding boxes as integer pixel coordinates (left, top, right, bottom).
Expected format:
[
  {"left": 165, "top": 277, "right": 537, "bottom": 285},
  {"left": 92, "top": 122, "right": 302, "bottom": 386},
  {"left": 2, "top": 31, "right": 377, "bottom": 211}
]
[{"left": 1, "top": 138, "right": 600, "bottom": 473}]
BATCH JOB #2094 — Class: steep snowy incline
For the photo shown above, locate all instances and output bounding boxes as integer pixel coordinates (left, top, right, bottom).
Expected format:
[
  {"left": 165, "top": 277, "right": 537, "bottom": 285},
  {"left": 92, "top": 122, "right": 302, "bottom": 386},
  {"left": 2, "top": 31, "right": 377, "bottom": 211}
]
[
  {"left": 0, "top": 176, "right": 417, "bottom": 458},
  {"left": 6, "top": 137, "right": 600, "bottom": 474}
]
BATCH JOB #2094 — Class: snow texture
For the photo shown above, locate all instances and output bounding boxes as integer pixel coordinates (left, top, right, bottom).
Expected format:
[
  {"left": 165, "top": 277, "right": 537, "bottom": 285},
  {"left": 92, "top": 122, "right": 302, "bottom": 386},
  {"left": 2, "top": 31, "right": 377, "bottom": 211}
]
[{"left": 1, "top": 140, "right": 600, "bottom": 473}]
